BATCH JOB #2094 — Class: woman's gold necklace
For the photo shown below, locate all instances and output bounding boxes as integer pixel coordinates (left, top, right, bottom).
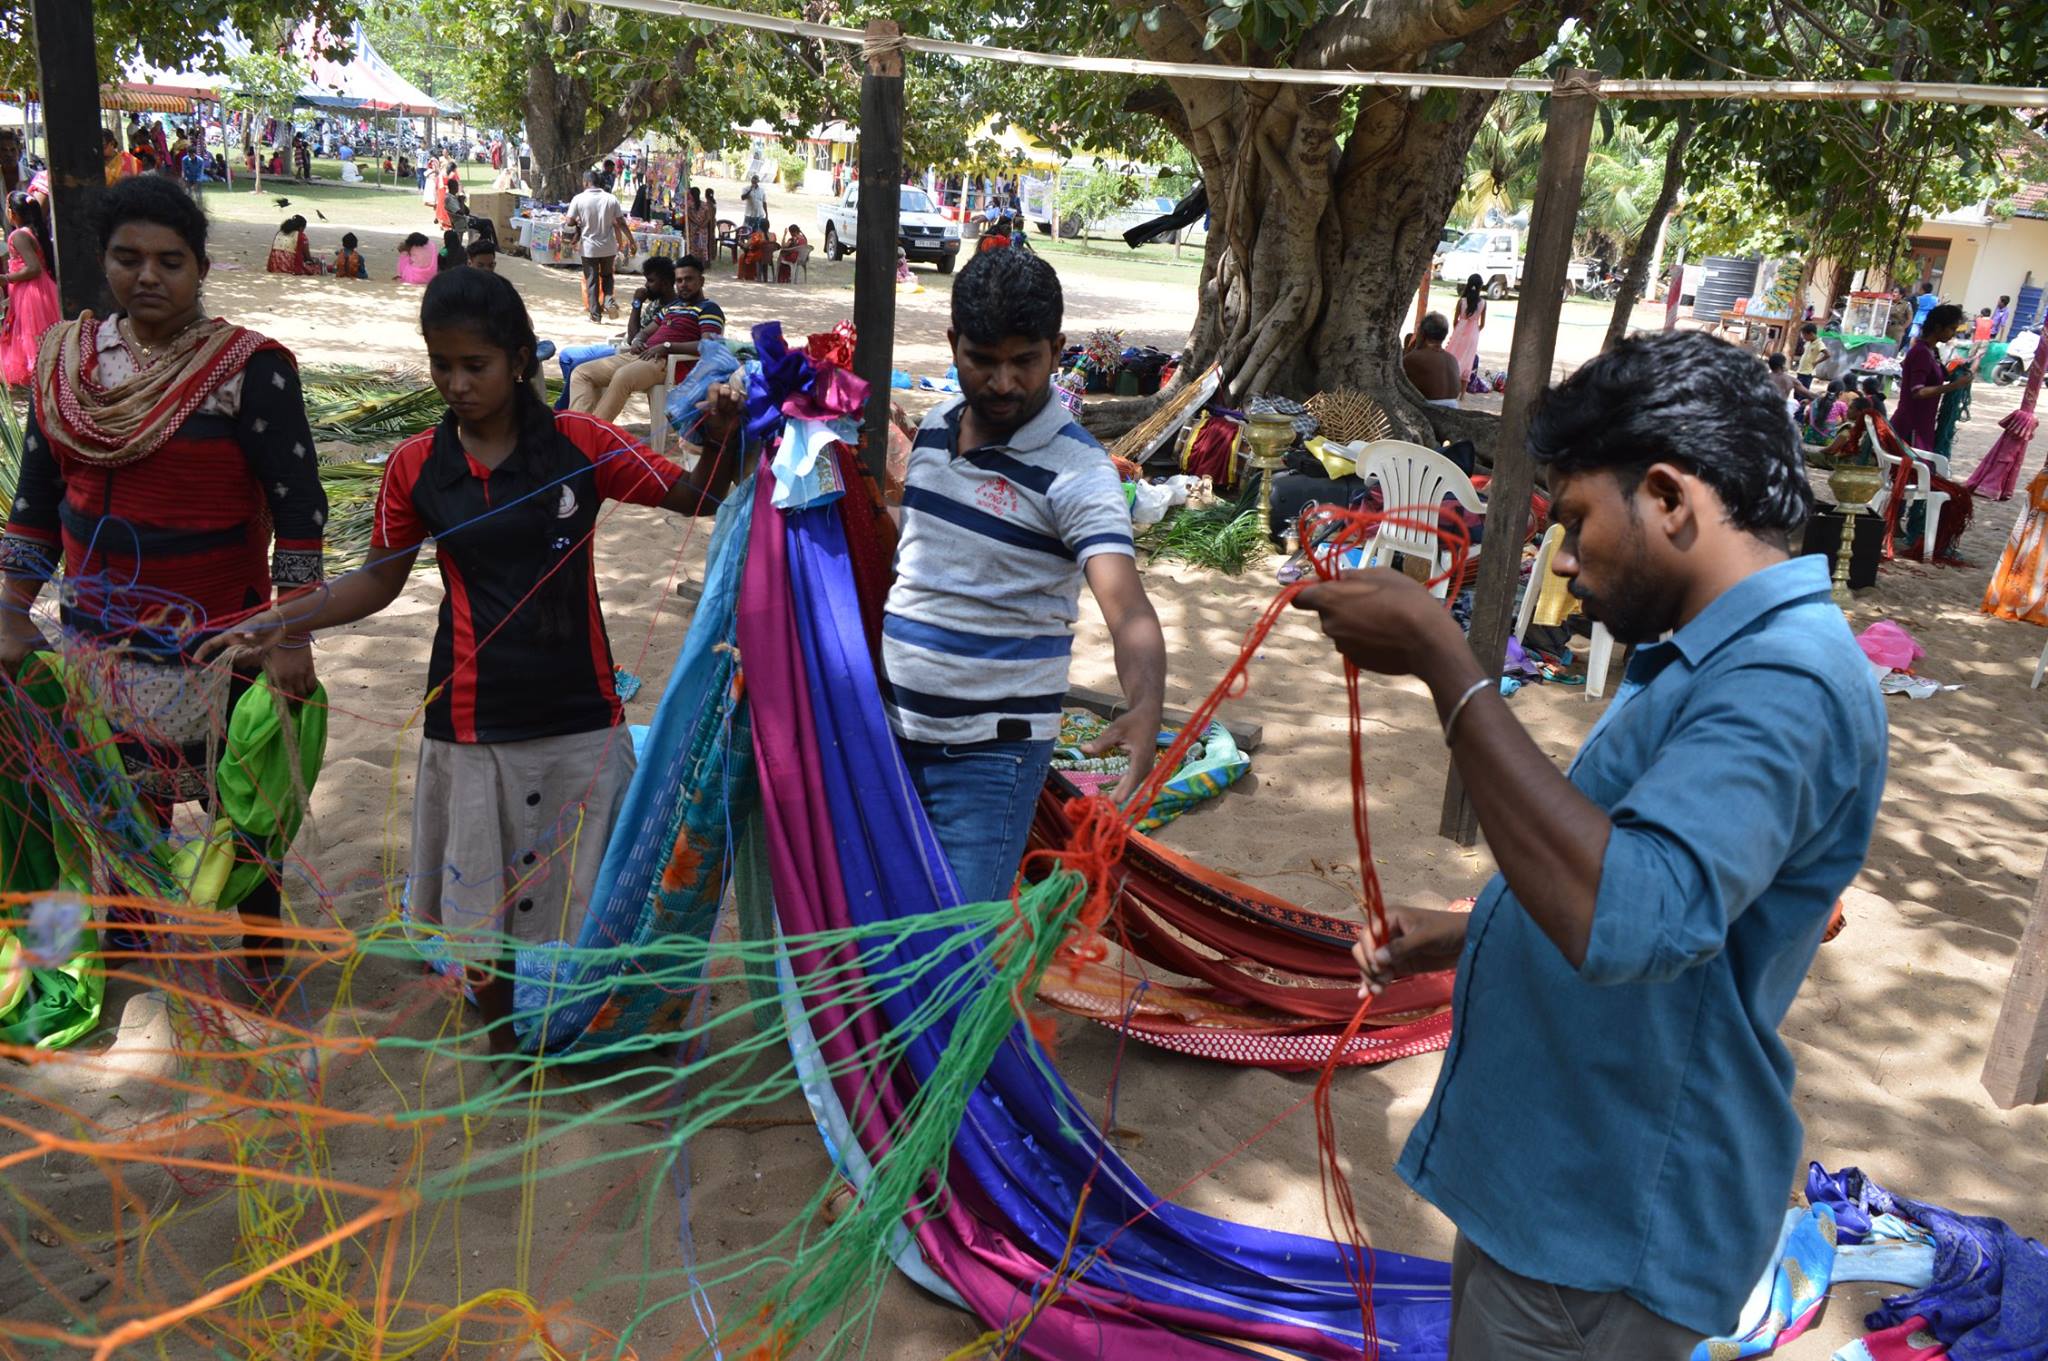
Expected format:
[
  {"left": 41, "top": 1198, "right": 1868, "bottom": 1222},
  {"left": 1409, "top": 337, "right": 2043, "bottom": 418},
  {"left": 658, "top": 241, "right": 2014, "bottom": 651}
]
[{"left": 122, "top": 313, "right": 203, "bottom": 364}]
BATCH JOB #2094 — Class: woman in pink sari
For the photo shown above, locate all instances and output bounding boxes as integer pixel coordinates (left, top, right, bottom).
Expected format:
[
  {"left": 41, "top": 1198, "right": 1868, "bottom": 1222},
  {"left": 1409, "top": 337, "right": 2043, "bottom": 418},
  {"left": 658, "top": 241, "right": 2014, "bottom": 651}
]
[
  {"left": 1445, "top": 272, "right": 1485, "bottom": 384},
  {"left": 395, "top": 232, "right": 438, "bottom": 285}
]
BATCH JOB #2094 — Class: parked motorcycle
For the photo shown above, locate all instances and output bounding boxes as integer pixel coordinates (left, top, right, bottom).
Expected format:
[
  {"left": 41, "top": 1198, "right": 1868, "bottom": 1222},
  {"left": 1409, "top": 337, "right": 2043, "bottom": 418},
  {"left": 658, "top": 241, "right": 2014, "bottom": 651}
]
[
  {"left": 1580, "top": 270, "right": 1624, "bottom": 302},
  {"left": 1995, "top": 328, "right": 2041, "bottom": 385}
]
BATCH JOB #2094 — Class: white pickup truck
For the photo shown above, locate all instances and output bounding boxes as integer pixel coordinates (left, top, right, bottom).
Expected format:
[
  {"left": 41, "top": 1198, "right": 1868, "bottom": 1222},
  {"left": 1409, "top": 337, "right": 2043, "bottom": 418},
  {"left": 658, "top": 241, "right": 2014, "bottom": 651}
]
[
  {"left": 818, "top": 183, "right": 963, "bottom": 273},
  {"left": 1436, "top": 226, "right": 1590, "bottom": 298}
]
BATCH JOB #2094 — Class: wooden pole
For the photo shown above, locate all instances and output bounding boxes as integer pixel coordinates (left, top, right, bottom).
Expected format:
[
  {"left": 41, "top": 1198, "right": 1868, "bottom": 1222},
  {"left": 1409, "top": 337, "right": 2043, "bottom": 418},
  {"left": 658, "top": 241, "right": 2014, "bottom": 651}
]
[
  {"left": 852, "top": 18, "right": 904, "bottom": 480},
  {"left": 1437, "top": 70, "right": 1601, "bottom": 845},
  {"left": 31, "top": 0, "right": 110, "bottom": 318},
  {"left": 1983, "top": 848, "right": 2048, "bottom": 1107}
]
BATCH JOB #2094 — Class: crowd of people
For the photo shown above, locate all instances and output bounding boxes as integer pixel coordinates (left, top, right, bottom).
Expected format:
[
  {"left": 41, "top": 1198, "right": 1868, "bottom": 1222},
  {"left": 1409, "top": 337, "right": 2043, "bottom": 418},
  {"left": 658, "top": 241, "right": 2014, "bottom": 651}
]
[{"left": 0, "top": 167, "right": 1905, "bottom": 1360}]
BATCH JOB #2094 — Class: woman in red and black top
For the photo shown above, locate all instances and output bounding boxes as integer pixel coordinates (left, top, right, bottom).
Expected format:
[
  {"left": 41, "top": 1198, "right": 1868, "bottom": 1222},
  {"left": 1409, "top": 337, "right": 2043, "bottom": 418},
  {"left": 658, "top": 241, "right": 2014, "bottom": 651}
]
[
  {"left": 211, "top": 265, "right": 743, "bottom": 1052},
  {"left": 0, "top": 174, "right": 327, "bottom": 973}
]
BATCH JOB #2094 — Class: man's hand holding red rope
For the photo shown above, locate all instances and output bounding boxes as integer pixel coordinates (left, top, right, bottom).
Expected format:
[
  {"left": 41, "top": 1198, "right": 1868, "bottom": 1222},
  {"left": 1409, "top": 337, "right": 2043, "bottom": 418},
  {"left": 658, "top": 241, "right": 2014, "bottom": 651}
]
[
  {"left": 1293, "top": 567, "right": 1468, "bottom": 682},
  {"left": 1355, "top": 906, "right": 1470, "bottom": 997}
]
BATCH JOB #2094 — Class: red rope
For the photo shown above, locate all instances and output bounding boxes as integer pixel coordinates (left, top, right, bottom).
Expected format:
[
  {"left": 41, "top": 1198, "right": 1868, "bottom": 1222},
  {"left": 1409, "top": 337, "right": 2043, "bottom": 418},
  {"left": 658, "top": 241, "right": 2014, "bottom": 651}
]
[{"left": 1013, "top": 496, "right": 1473, "bottom": 1352}]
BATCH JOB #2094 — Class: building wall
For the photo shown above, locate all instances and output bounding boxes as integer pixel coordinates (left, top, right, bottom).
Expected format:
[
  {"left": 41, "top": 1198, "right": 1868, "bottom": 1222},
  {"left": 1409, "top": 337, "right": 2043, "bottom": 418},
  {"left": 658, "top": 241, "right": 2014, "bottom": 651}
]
[
  {"left": 1962, "top": 219, "right": 2048, "bottom": 326},
  {"left": 1913, "top": 216, "right": 2048, "bottom": 330}
]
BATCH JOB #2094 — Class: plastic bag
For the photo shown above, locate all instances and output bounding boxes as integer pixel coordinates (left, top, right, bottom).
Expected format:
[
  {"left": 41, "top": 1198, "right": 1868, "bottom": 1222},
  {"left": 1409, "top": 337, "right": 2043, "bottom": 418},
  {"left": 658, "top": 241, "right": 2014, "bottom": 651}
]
[{"left": 1855, "top": 620, "right": 1924, "bottom": 672}]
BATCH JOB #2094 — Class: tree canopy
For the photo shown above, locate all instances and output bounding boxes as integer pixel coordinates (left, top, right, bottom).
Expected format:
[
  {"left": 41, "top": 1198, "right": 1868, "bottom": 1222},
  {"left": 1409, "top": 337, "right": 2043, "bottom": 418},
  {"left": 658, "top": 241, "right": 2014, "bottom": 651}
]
[
  {"left": 27, "top": 0, "right": 2048, "bottom": 415},
  {"left": 0, "top": 0, "right": 353, "bottom": 94}
]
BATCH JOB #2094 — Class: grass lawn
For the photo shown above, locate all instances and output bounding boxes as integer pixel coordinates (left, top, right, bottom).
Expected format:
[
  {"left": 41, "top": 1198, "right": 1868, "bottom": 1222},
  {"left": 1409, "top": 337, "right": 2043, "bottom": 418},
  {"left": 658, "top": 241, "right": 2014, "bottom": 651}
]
[
  {"left": 198, "top": 175, "right": 432, "bottom": 233},
  {"left": 1024, "top": 233, "right": 1205, "bottom": 285}
]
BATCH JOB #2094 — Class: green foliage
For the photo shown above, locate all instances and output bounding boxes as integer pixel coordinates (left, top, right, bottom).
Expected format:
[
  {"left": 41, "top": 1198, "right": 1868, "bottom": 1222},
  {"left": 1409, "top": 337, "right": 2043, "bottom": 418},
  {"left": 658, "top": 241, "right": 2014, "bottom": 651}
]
[
  {"left": 1582, "top": 2, "right": 2048, "bottom": 276},
  {"left": 772, "top": 144, "right": 810, "bottom": 190},
  {"left": 223, "top": 49, "right": 310, "bottom": 132},
  {"left": 1055, "top": 165, "right": 1146, "bottom": 242},
  {"left": 1139, "top": 503, "right": 1270, "bottom": 574},
  {"left": 1455, "top": 93, "right": 1544, "bottom": 225},
  {"left": 1153, "top": 145, "right": 1200, "bottom": 200},
  {"left": 0, "top": 0, "right": 355, "bottom": 93},
  {"left": 1576, "top": 122, "right": 1668, "bottom": 261},
  {"left": 0, "top": 392, "right": 24, "bottom": 511},
  {"left": 358, "top": 6, "right": 472, "bottom": 118}
]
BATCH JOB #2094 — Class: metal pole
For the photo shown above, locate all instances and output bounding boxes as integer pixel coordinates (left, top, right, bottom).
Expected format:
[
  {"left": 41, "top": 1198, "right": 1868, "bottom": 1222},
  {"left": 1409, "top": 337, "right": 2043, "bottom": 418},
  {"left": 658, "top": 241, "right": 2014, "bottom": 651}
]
[
  {"left": 851, "top": 19, "right": 903, "bottom": 480},
  {"left": 1438, "top": 70, "right": 1602, "bottom": 845},
  {"left": 31, "top": 0, "right": 110, "bottom": 318}
]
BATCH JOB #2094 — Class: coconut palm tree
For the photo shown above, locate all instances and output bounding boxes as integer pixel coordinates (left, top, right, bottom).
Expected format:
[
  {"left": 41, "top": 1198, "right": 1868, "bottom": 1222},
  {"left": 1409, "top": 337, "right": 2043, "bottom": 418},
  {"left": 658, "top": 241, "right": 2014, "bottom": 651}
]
[{"left": 1455, "top": 97, "right": 1544, "bottom": 227}]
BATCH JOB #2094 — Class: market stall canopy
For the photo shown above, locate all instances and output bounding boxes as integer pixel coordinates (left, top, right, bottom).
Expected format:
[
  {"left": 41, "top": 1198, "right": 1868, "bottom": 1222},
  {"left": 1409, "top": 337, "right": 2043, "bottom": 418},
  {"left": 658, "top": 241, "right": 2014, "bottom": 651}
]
[
  {"left": 122, "top": 23, "right": 458, "bottom": 117},
  {"left": 5, "top": 78, "right": 210, "bottom": 114}
]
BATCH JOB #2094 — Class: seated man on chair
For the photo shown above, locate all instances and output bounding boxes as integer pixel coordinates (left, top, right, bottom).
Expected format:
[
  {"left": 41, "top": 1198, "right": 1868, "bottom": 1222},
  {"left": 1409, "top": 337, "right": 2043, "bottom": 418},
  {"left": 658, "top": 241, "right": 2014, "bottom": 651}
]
[
  {"left": 553, "top": 256, "right": 681, "bottom": 411},
  {"left": 569, "top": 255, "right": 724, "bottom": 425}
]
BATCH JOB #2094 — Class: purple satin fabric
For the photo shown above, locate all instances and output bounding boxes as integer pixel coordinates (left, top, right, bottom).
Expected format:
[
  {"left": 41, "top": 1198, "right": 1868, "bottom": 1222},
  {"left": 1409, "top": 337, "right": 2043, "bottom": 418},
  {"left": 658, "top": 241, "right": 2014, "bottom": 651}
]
[{"left": 736, "top": 477, "right": 1451, "bottom": 1357}]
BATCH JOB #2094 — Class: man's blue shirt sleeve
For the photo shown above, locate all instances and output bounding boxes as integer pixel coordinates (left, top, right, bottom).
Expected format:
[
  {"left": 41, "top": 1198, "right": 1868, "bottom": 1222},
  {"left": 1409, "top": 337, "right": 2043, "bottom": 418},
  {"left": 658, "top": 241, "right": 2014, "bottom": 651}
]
[{"left": 1581, "top": 661, "right": 1856, "bottom": 985}]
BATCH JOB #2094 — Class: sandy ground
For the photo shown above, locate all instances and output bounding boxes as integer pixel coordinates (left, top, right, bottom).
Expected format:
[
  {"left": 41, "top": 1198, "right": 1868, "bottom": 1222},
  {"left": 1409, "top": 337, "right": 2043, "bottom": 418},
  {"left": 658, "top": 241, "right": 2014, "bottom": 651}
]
[{"left": 6, "top": 181, "right": 2046, "bottom": 1359}]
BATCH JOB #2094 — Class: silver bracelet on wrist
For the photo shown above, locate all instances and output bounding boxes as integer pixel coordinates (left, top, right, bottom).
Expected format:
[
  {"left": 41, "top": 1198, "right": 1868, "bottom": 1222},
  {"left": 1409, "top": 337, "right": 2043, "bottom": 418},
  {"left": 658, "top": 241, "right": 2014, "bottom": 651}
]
[
  {"left": 1441, "top": 676, "right": 1492, "bottom": 748},
  {"left": 276, "top": 636, "right": 313, "bottom": 651}
]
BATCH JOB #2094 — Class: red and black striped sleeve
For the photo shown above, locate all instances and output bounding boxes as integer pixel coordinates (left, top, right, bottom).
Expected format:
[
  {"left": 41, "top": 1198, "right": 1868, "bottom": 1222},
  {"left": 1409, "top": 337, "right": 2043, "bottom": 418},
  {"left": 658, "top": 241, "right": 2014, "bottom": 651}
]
[
  {"left": 373, "top": 432, "right": 436, "bottom": 552},
  {"left": 556, "top": 410, "right": 684, "bottom": 507}
]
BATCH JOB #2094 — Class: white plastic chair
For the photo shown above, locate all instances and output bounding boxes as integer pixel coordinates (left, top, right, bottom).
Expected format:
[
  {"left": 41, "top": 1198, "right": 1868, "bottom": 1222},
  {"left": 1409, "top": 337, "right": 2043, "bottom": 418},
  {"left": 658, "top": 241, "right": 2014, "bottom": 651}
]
[
  {"left": 647, "top": 351, "right": 690, "bottom": 454},
  {"left": 2031, "top": 639, "right": 2048, "bottom": 690},
  {"left": 781, "top": 241, "right": 812, "bottom": 284},
  {"left": 1906, "top": 443, "right": 1952, "bottom": 480},
  {"left": 1584, "top": 623, "right": 1618, "bottom": 700},
  {"left": 1349, "top": 440, "right": 1486, "bottom": 599},
  {"left": 1872, "top": 442, "right": 1948, "bottom": 563}
]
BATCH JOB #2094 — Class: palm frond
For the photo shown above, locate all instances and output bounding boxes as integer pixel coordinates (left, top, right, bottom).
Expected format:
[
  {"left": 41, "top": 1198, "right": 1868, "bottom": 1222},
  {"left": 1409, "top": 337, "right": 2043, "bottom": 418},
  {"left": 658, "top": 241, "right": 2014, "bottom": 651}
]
[{"left": 1138, "top": 504, "right": 1270, "bottom": 575}]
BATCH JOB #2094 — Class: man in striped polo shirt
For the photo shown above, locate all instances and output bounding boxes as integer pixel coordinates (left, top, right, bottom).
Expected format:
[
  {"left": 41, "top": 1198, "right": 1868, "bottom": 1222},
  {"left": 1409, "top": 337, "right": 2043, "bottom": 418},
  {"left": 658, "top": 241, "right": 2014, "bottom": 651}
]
[
  {"left": 885, "top": 249, "right": 1167, "bottom": 904},
  {"left": 568, "top": 255, "right": 725, "bottom": 423}
]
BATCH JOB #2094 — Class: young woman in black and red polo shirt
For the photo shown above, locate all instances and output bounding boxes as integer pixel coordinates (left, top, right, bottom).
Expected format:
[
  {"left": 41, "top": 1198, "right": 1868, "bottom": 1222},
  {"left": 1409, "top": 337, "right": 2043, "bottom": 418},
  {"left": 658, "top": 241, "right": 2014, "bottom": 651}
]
[{"left": 211, "top": 266, "right": 742, "bottom": 1052}]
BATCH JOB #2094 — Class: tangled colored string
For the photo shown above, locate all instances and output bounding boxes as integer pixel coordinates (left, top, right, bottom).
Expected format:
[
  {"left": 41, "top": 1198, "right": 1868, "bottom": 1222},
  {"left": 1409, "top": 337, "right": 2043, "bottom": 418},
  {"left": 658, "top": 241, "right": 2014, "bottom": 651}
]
[{"left": 0, "top": 422, "right": 1475, "bottom": 1361}]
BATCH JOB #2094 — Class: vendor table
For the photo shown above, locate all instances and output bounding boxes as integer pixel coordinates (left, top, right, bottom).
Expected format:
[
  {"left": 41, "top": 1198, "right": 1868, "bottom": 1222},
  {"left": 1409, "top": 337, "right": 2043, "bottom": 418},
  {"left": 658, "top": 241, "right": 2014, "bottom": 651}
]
[{"left": 511, "top": 214, "right": 687, "bottom": 272}]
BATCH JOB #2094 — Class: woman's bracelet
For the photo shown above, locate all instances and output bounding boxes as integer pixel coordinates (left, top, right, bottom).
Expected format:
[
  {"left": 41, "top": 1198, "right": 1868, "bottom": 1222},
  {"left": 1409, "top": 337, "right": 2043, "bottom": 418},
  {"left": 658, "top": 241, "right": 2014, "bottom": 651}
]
[
  {"left": 1440, "top": 676, "right": 1492, "bottom": 748},
  {"left": 276, "top": 635, "right": 313, "bottom": 651}
]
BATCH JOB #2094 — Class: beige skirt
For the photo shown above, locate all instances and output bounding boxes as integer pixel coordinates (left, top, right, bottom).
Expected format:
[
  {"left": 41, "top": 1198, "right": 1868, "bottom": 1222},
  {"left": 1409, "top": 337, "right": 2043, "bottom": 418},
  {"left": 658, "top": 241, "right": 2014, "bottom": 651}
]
[{"left": 405, "top": 726, "right": 637, "bottom": 969}]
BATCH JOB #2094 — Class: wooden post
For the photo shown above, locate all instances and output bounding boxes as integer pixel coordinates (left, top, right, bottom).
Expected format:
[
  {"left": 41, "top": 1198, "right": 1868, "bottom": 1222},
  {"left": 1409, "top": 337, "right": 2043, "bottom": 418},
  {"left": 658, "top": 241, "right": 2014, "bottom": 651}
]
[
  {"left": 1438, "top": 70, "right": 1601, "bottom": 845},
  {"left": 31, "top": 0, "right": 109, "bottom": 318},
  {"left": 851, "top": 19, "right": 904, "bottom": 480},
  {"left": 1412, "top": 269, "right": 1433, "bottom": 341},
  {"left": 1983, "top": 848, "right": 2048, "bottom": 1107}
]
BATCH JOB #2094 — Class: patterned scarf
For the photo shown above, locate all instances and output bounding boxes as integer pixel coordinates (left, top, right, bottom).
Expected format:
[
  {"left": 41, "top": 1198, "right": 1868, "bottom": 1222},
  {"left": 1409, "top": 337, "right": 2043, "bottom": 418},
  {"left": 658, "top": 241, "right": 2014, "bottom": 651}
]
[{"left": 32, "top": 311, "right": 271, "bottom": 467}]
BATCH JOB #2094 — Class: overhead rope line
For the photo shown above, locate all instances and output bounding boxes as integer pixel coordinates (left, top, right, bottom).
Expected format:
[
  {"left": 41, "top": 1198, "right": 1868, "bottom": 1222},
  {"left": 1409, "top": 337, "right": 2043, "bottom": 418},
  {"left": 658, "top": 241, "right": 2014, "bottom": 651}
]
[{"left": 584, "top": 0, "right": 2048, "bottom": 106}]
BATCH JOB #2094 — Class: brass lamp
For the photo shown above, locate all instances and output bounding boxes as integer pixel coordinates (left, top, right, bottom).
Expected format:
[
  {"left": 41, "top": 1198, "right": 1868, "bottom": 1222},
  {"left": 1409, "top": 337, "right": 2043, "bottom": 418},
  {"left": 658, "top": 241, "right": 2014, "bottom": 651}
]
[
  {"left": 1242, "top": 412, "right": 1296, "bottom": 548},
  {"left": 1825, "top": 463, "right": 1885, "bottom": 607}
]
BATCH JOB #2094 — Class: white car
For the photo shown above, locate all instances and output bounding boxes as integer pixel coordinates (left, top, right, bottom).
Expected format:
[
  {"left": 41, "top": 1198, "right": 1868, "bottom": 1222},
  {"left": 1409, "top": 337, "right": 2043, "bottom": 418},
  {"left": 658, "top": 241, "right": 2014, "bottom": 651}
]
[
  {"left": 1437, "top": 226, "right": 1589, "bottom": 297},
  {"left": 818, "top": 184, "right": 962, "bottom": 272}
]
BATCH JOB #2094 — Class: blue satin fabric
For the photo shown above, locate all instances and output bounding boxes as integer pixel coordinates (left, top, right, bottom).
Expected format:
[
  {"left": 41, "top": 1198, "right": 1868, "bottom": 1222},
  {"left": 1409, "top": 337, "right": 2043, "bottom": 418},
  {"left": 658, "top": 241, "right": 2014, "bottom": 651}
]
[{"left": 521, "top": 478, "right": 757, "bottom": 1051}]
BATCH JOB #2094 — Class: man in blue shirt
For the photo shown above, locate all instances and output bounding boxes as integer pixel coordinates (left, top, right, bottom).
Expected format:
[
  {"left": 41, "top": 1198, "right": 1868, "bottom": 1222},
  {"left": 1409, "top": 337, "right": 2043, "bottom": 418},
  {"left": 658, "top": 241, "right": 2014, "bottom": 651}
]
[
  {"left": 1296, "top": 330, "right": 1887, "bottom": 1359},
  {"left": 1908, "top": 279, "right": 1938, "bottom": 339}
]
